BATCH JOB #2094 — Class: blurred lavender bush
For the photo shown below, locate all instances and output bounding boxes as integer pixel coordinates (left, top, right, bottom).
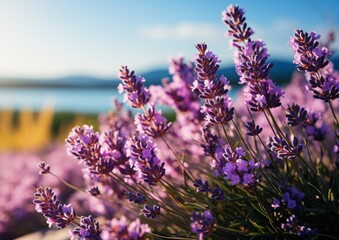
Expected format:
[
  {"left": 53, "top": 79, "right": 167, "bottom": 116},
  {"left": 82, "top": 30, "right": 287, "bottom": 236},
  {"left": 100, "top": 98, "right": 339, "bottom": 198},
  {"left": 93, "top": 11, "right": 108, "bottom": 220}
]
[
  {"left": 0, "top": 145, "right": 83, "bottom": 239},
  {"left": 34, "top": 4, "right": 339, "bottom": 240}
]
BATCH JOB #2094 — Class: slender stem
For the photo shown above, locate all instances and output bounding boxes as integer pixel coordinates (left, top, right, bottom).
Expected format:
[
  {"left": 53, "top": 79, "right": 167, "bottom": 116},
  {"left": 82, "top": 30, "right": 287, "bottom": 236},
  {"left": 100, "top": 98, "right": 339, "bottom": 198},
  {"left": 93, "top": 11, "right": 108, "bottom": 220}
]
[
  {"left": 329, "top": 101, "right": 339, "bottom": 128},
  {"left": 232, "top": 119, "right": 256, "bottom": 160},
  {"left": 263, "top": 110, "right": 278, "bottom": 137},
  {"left": 161, "top": 136, "right": 195, "bottom": 181},
  {"left": 222, "top": 124, "right": 235, "bottom": 151},
  {"left": 147, "top": 232, "right": 196, "bottom": 240},
  {"left": 299, "top": 125, "right": 313, "bottom": 163},
  {"left": 160, "top": 180, "right": 190, "bottom": 214}
]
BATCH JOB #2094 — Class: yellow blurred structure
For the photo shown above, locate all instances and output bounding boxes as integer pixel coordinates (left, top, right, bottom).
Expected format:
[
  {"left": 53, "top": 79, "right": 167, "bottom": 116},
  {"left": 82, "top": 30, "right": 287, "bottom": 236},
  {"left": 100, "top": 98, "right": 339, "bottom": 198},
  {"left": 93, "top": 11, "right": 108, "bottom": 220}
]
[{"left": 0, "top": 107, "right": 54, "bottom": 151}]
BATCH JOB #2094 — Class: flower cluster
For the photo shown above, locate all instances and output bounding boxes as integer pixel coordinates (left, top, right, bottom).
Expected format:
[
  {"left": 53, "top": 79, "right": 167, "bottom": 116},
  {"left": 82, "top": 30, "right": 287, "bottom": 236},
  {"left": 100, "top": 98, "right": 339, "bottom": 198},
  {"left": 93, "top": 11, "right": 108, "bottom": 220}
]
[
  {"left": 118, "top": 66, "right": 151, "bottom": 108},
  {"left": 102, "top": 217, "right": 150, "bottom": 240},
  {"left": 193, "top": 43, "right": 234, "bottom": 126},
  {"left": 33, "top": 187, "right": 76, "bottom": 229},
  {"left": 223, "top": 5, "right": 284, "bottom": 112},
  {"left": 268, "top": 135, "right": 303, "bottom": 161},
  {"left": 69, "top": 215, "right": 102, "bottom": 240},
  {"left": 33, "top": 4, "right": 339, "bottom": 240},
  {"left": 126, "top": 134, "right": 165, "bottom": 185},
  {"left": 290, "top": 30, "right": 339, "bottom": 102},
  {"left": 190, "top": 210, "right": 216, "bottom": 240}
]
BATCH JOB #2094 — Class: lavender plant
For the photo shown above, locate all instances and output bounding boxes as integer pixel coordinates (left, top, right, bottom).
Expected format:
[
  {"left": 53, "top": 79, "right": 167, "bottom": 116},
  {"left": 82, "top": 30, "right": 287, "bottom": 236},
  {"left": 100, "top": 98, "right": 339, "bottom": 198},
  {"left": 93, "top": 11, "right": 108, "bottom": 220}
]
[{"left": 34, "top": 4, "right": 339, "bottom": 240}]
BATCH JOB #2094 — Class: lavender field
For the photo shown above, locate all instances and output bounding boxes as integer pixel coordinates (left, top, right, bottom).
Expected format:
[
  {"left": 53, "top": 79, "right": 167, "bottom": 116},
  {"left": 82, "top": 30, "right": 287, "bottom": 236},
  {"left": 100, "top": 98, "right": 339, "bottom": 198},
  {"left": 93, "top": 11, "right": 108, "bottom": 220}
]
[{"left": 1, "top": 1, "right": 339, "bottom": 240}]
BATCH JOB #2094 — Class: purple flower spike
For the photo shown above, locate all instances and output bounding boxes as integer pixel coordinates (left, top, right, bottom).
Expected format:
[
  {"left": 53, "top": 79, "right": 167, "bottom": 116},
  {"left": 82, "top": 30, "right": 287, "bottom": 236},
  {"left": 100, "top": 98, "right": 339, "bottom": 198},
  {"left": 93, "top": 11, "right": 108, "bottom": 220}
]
[
  {"left": 244, "top": 80, "right": 284, "bottom": 112},
  {"left": 290, "top": 30, "right": 339, "bottom": 102},
  {"left": 220, "top": 147, "right": 259, "bottom": 186},
  {"left": 193, "top": 43, "right": 234, "bottom": 126},
  {"left": 38, "top": 161, "right": 50, "bottom": 174},
  {"left": 126, "top": 134, "right": 165, "bottom": 185},
  {"left": 209, "top": 186, "right": 225, "bottom": 201},
  {"left": 222, "top": 5, "right": 254, "bottom": 48},
  {"left": 190, "top": 210, "right": 216, "bottom": 240},
  {"left": 290, "top": 30, "right": 329, "bottom": 72},
  {"left": 102, "top": 217, "right": 150, "bottom": 240},
  {"left": 69, "top": 215, "right": 102, "bottom": 240},
  {"left": 245, "top": 120, "right": 263, "bottom": 136},
  {"left": 118, "top": 66, "right": 151, "bottom": 108},
  {"left": 33, "top": 187, "right": 76, "bottom": 229},
  {"left": 87, "top": 186, "right": 101, "bottom": 196},
  {"left": 286, "top": 103, "right": 308, "bottom": 126},
  {"left": 141, "top": 204, "right": 160, "bottom": 218},
  {"left": 281, "top": 215, "right": 316, "bottom": 237},
  {"left": 268, "top": 136, "right": 303, "bottom": 161},
  {"left": 126, "top": 192, "right": 146, "bottom": 205},
  {"left": 193, "top": 179, "right": 210, "bottom": 193},
  {"left": 135, "top": 104, "right": 172, "bottom": 138}
]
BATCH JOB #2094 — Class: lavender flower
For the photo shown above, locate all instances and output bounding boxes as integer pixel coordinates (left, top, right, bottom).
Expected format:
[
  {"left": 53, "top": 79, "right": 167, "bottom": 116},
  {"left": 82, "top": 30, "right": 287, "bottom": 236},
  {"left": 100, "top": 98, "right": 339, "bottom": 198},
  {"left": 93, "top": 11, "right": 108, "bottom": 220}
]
[
  {"left": 281, "top": 215, "right": 316, "bottom": 237},
  {"left": 223, "top": 5, "right": 284, "bottom": 112},
  {"left": 38, "top": 161, "right": 50, "bottom": 174},
  {"left": 268, "top": 136, "right": 303, "bottom": 161},
  {"left": 193, "top": 179, "right": 210, "bottom": 193},
  {"left": 302, "top": 111, "right": 328, "bottom": 141},
  {"left": 221, "top": 147, "right": 259, "bottom": 186},
  {"left": 102, "top": 217, "right": 150, "bottom": 240},
  {"left": 222, "top": 4, "right": 254, "bottom": 48},
  {"left": 161, "top": 56, "right": 200, "bottom": 114},
  {"left": 201, "top": 126, "right": 223, "bottom": 157},
  {"left": 190, "top": 210, "right": 216, "bottom": 240},
  {"left": 102, "top": 130, "right": 134, "bottom": 175},
  {"left": 245, "top": 120, "right": 263, "bottom": 136},
  {"left": 126, "top": 192, "right": 146, "bottom": 205},
  {"left": 118, "top": 66, "right": 151, "bottom": 108},
  {"left": 209, "top": 186, "right": 225, "bottom": 201},
  {"left": 290, "top": 30, "right": 329, "bottom": 72},
  {"left": 141, "top": 204, "right": 160, "bottom": 218},
  {"left": 135, "top": 104, "right": 172, "bottom": 138},
  {"left": 69, "top": 215, "right": 102, "bottom": 240},
  {"left": 290, "top": 30, "right": 339, "bottom": 102},
  {"left": 285, "top": 103, "right": 308, "bottom": 126},
  {"left": 272, "top": 185, "right": 305, "bottom": 211},
  {"left": 87, "top": 186, "right": 101, "bottom": 196},
  {"left": 33, "top": 187, "right": 76, "bottom": 229},
  {"left": 126, "top": 134, "right": 165, "bottom": 185},
  {"left": 234, "top": 40, "right": 273, "bottom": 84},
  {"left": 65, "top": 125, "right": 100, "bottom": 166},
  {"left": 193, "top": 43, "right": 234, "bottom": 126},
  {"left": 244, "top": 79, "right": 284, "bottom": 112}
]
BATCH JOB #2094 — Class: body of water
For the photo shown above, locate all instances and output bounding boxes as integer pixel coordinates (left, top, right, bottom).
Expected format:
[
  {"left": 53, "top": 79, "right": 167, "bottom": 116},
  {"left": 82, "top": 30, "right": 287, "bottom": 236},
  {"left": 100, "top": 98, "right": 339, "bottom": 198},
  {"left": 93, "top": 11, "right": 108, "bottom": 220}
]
[
  {"left": 0, "top": 87, "right": 239, "bottom": 113},
  {"left": 0, "top": 87, "right": 121, "bottom": 113}
]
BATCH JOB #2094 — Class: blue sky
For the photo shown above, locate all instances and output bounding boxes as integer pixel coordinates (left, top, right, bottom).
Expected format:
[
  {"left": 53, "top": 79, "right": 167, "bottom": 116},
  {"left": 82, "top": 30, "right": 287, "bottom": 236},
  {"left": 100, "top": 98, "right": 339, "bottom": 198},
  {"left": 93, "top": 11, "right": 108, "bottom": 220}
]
[{"left": 0, "top": 0, "right": 338, "bottom": 78}]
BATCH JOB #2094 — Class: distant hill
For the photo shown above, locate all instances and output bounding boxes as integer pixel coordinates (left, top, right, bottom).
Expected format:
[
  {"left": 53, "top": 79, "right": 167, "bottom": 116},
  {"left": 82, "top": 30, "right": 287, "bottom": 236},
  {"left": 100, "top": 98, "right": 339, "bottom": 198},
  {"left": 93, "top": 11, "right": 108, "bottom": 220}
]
[{"left": 0, "top": 57, "right": 338, "bottom": 88}]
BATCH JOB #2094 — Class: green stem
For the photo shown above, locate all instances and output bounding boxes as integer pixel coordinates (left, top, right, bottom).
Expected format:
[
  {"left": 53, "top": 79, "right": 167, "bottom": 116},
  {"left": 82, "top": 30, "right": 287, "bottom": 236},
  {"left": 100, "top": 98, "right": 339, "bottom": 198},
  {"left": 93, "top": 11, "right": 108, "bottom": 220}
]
[
  {"left": 329, "top": 100, "right": 339, "bottom": 128},
  {"left": 222, "top": 124, "right": 235, "bottom": 151},
  {"left": 161, "top": 136, "right": 195, "bottom": 181},
  {"left": 231, "top": 119, "right": 256, "bottom": 160}
]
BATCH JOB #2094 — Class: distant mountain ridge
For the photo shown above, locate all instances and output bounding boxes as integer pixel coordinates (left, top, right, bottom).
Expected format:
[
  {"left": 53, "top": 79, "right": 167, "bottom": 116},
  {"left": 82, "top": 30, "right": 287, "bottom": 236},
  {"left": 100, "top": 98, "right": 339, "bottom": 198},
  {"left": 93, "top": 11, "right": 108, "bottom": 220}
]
[{"left": 0, "top": 57, "right": 338, "bottom": 88}]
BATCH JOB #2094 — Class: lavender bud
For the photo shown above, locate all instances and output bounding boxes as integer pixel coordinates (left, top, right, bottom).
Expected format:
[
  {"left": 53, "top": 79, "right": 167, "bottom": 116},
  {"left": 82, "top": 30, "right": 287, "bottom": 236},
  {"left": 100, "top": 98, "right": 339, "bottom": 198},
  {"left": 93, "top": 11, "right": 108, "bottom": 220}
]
[
  {"left": 118, "top": 66, "right": 151, "bottom": 108},
  {"left": 69, "top": 215, "right": 102, "bottom": 240},
  {"left": 87, "top": 186, "right": 101, "bottom": 196},
  {"left": 245, "top": 120, "right": 263, "bottom": 136},
  {"left": 141, "top": 204, "right": 160, "bottom": 218},
  {"left": 38, "top": 161, "right": 50, "bottom": 174},
  {"left": 193, "top": 179, "right": 210, "bottom": 193},
  {"left": 190, "top": 210, "right": 216, "bottom": 239},
  {"left": 126, "top": 192, "right": 146, "bottom": 205},
  {"left": 286, "top": 103, "right": 308, "bottom": 126},
  {"left": 209, "top": 186, "right": 225, "bottom": 201},
  {"left": 33, "top": 187, "right": 76, "bottom": 229}
]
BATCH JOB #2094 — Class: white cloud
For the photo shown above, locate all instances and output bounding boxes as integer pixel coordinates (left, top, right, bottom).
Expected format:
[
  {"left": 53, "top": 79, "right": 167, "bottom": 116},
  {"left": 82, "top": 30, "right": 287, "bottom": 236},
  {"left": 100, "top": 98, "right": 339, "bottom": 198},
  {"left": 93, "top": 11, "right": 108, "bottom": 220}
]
[{"left": 138, "top": 22, "right": 225, "bottom": 42}]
